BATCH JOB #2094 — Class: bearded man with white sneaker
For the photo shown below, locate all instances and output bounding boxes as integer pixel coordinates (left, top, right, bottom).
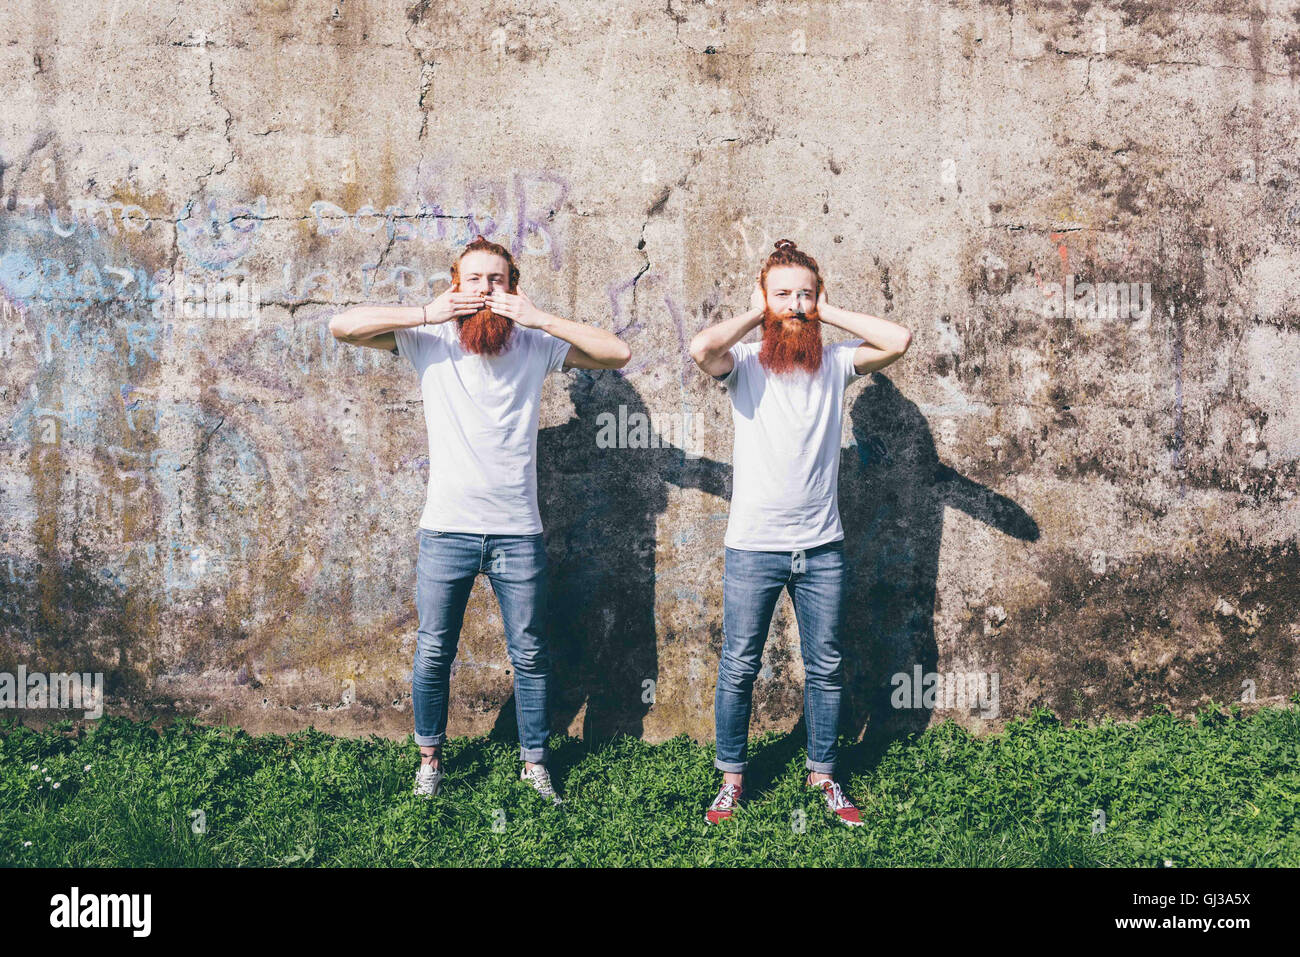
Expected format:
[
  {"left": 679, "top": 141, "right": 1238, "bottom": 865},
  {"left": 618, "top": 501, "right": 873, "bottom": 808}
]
[
  {"left": 330, "top": 235, "right": 631, "bottom": 805},
  {"left": 688, "top": 238, "right": 912, "bottom": 827}
]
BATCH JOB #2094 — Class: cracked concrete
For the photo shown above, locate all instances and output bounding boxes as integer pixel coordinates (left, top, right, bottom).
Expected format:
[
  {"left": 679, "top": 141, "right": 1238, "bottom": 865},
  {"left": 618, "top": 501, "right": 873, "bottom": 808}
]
[{"left": 0, "top": 0, "right": 1297, "bottom": 748}]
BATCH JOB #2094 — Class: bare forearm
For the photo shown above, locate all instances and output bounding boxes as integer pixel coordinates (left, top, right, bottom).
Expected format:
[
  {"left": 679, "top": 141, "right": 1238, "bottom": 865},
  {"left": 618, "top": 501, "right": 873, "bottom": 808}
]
[
  {"left": 536, "top": 312, "right": 631, "bottom": 366},
  {"left": 819, "top": 304, "right": 911, "bottom": 354},
  {"left": 329, "top": 304, "right": 426, "bottom": 342},
  {"left": 689, "top": 306, "right": 764, "bottom": 364}
]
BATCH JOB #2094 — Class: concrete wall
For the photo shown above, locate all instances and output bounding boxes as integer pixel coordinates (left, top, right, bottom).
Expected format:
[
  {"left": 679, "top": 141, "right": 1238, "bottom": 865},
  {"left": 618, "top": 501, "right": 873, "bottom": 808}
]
[{"left": 2, "top": 0, "right": 1297, "bottom": 747}]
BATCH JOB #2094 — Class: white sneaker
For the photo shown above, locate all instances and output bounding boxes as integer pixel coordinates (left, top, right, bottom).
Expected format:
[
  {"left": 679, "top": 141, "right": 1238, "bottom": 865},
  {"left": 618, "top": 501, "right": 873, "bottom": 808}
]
[
  {"left": 520, "top": 764, "right": 563, "bottom": 805},
  {"left": 413, "top": 763, "right": 443, "bottom": 797}
]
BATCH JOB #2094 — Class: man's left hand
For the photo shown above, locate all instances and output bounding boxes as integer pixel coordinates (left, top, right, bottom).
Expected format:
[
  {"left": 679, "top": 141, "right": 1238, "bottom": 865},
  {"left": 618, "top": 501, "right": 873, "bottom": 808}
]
[
  {"left": 816, "top": 286, "right": 837, "bottom": 323},
  {"left": 486, "top": 289, "right": 544, "bottom": 328}
]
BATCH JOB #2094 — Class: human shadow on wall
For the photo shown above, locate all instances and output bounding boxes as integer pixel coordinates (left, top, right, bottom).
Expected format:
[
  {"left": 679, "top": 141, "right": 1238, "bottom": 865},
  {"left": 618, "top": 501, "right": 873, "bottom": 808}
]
[
  {"left": 489, "top": 369, "right": 730, "bottom": 750},
  {"left": 715, "top": 373, "right": 1040, "bottom": 790},
  {"left": 492, "top": 369, "right": 1039, "bottom": 783},
  {"left": 837, "top": 374, "right": 1039, "bottom": 765}
]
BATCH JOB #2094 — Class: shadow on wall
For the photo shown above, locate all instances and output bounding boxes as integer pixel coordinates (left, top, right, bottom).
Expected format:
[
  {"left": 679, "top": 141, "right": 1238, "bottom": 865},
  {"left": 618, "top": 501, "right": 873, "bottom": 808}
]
[
  {"left": 837, "top": 375, "right": 1039, "bottom": 757},
  {"left": 492, "top": 369, "right": 729, "bottom": 746},
  {"left": 0, "top": 538, "right": 153, "bottom": 703},
  {"left": 739, "top": 374, "right": 1040, "bottom": 785},
  {"left": 495, "top": 369, "right": 1039, "bottom": 779}
]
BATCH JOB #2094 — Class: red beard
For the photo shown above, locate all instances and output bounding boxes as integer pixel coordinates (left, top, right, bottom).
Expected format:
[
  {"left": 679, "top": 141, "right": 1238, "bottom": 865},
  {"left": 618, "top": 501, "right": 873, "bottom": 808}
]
[
  {"left": 758, "top": 304, "right": 823, "bottom": 374},
  {"left": 457, "top": 305, "right": 514, "bottom": 356}
]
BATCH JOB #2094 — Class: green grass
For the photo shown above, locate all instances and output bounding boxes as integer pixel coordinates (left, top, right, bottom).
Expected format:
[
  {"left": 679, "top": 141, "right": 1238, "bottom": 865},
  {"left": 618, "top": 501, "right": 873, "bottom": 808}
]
[{"left": 3, "top": 701, "right": 1298, "bottom": 866}]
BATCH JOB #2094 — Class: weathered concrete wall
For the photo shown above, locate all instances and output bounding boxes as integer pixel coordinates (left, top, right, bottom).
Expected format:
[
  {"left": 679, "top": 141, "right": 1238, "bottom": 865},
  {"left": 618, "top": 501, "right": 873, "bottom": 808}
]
[{"left": 2, "top": 0, "right": 1297, "bottom": 747}]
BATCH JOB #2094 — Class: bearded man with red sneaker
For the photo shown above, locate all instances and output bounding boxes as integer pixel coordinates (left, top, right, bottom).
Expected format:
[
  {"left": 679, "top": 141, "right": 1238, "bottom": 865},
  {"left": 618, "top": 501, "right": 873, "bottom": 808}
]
[
  {"left": 688, "top": 239, "right": 913, "bottom": 827},
  {"left": 330, "top": 235, "right": 630, "bottom": 805}
]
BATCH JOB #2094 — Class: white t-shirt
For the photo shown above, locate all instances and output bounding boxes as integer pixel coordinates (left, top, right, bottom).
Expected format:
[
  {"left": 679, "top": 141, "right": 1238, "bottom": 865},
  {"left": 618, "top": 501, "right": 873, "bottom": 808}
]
[
  {"left": 394, "top": 320, "right": 571, "bottom": 534},
  {"left": 718, "top": 338, "right": 865, "bottom": 550}
]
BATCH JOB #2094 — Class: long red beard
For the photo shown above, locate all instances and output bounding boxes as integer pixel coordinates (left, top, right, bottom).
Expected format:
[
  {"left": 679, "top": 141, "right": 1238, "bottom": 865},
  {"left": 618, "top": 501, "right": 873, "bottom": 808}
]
[
  {"left": 457, "top": 305, "right": 514, "bottom": 356},
  {"left": 758, "top": 305, "right": 822, "bottom": 374}
]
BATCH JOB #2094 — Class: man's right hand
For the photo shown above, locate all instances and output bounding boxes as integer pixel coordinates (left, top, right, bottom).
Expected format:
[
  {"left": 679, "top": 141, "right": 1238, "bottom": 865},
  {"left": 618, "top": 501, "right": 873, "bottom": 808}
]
[
  {"left": 749, "top": 282, "right": 766, "bottom": 314},
  {"left": 422, "top": 287, "right": 486, "bottom": 325}
]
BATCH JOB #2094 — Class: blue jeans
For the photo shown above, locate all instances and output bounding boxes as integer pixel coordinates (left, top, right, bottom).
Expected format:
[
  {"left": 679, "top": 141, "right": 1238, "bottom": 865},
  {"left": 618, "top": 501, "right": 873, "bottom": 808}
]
[
  {"left": 412, "top": 529, "right": 551, "bottom": 764},
  {"left": 715, "top": 541, "right": 846, "bottom": 775}
]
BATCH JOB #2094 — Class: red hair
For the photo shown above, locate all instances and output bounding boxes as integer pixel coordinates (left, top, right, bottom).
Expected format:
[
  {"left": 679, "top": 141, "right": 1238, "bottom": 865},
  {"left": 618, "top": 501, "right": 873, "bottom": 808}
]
[
  {"left": 450, "top": 235, "right": 519, "bottom": 292},
  {"left": 759, "top": 307, "right": 823, "bottom": 374},
  {"left": 757, "top": 239, "right": 823, "bottom": 374},
  {"left": 449, "top": 235, "right": 518, "bottom": 356},
  {"left": 759, "top": 238, "right": 822, "bottom": 298}
]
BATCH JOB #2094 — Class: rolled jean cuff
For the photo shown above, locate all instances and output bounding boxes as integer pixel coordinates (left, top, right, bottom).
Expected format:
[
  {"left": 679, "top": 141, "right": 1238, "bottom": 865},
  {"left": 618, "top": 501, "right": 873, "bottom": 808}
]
[
  {"left": 805, "top": 757, "right": 836, "bottom": 774},
  {"left": 414, "top": 732, "right": 445, "bottom": 748},
  {"left": 714, "top": 757, "right": 746, "bottom": 773},
  {"left": 520, "top": 746, "right": 546, "bottom": 764}
]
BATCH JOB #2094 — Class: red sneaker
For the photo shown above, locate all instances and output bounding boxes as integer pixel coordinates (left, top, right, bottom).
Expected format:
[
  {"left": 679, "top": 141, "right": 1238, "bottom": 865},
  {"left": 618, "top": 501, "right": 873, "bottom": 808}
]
[
  {"left": 705, "top": 782, "right": 744, "bottom": 823},
  {"left": 809, "top": 776, "right": 863, "bottom": 827}
]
